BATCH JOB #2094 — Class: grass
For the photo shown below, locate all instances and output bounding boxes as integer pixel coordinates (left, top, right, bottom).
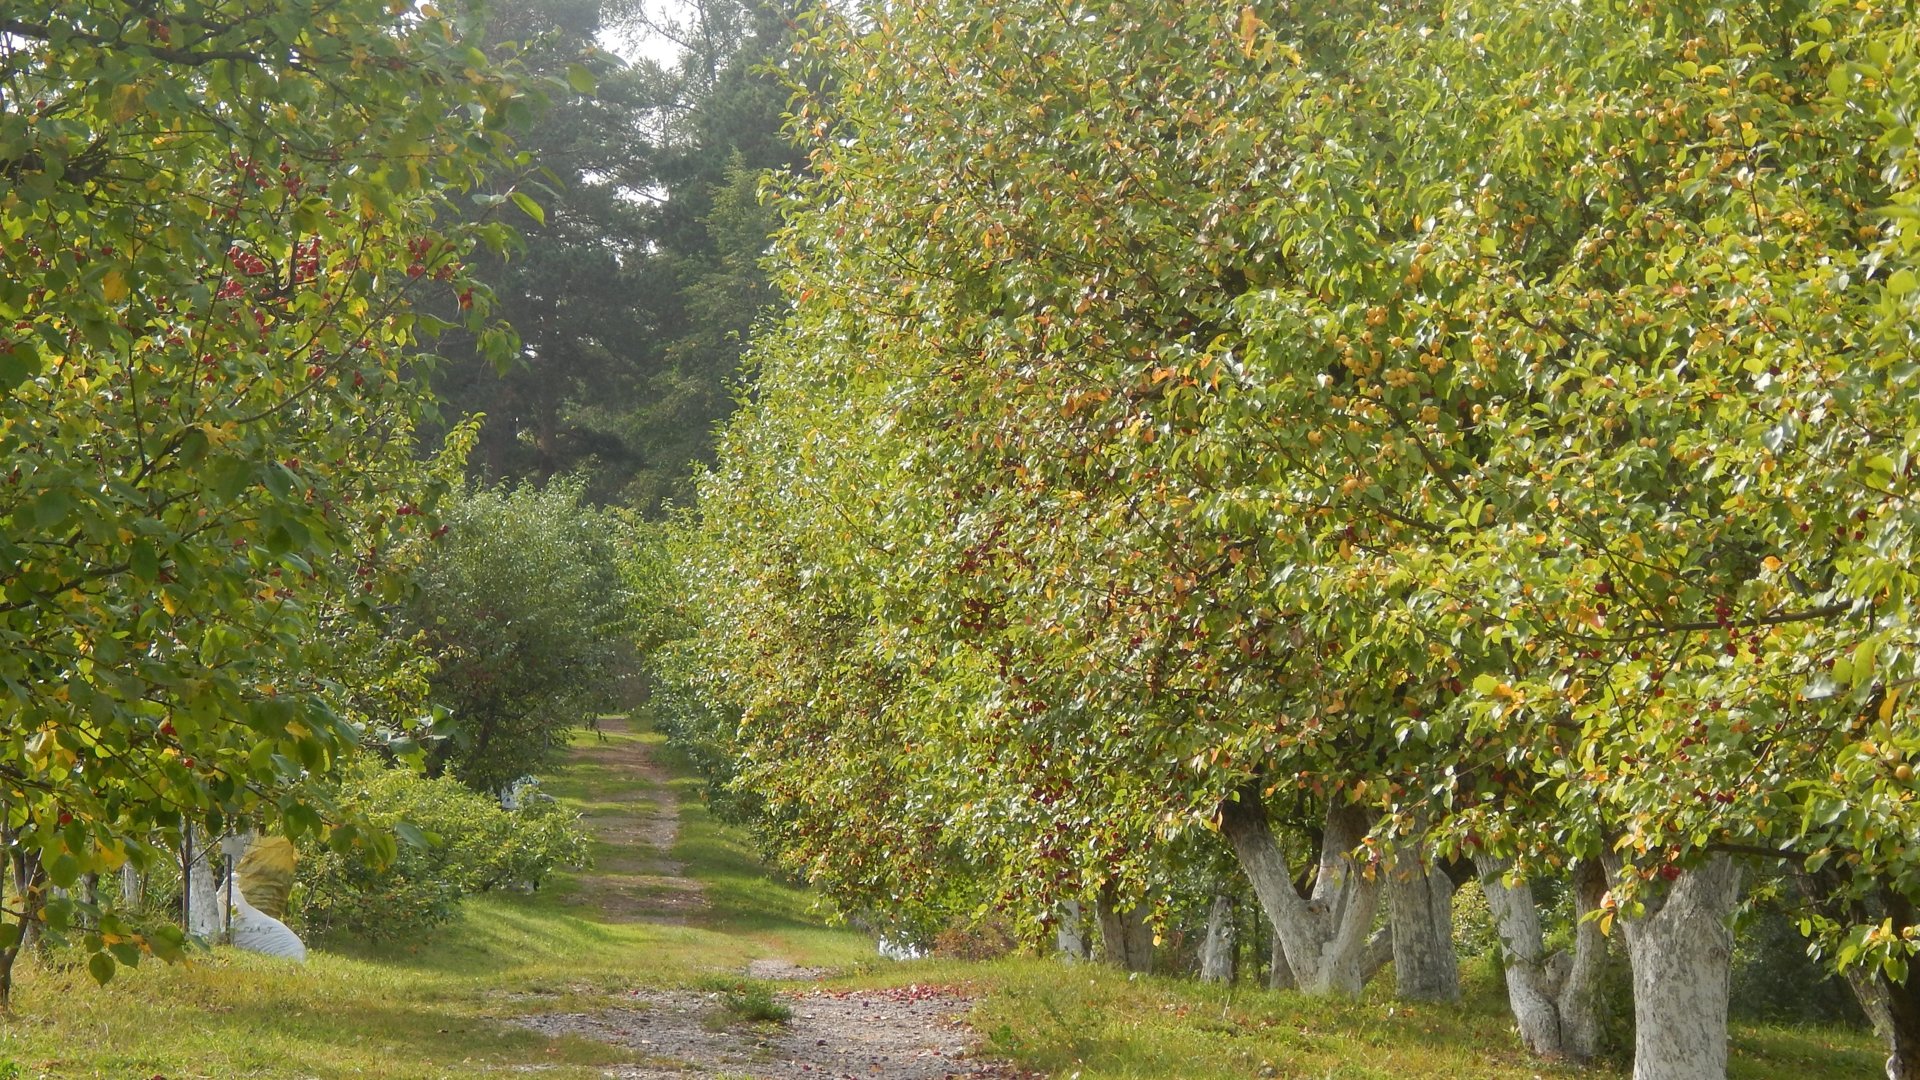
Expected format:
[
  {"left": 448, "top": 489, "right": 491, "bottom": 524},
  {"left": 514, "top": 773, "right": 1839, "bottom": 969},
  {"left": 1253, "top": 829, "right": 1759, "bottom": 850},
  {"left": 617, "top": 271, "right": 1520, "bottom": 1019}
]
[
  {"left": 0, "top": 719, "right": 1887, "bottom": 1078},
  {"left": 691, "top": 977, "right": 793, "bottom": 1025}
]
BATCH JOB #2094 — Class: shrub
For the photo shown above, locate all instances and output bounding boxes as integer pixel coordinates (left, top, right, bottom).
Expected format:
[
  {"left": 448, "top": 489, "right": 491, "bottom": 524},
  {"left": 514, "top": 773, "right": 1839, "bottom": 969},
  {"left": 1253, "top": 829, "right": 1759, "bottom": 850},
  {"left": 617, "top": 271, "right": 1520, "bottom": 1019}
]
[{"left": 293, "top": 760, "right": 592, "bottom": 941}]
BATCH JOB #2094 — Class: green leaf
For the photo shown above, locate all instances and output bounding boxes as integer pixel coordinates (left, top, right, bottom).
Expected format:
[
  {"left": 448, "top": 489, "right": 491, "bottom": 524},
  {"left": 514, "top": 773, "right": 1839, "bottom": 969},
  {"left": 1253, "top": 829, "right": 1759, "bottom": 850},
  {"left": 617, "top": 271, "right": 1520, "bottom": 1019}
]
[
  {"left": 88, "top": 950, "right": 116, "bottom": 985},
  {"left": 0, "top": 340, "right": 41, "bottom": 391},
  {"left": 129, "top": 539, "right": 159, "bottom": 584},
  {"left": 47, "top": 853, "right": 80, "bottom": 889},
  {"left": 509, "top": 190, "right": 544, "bottom": 226},
  {"left": 394, "top": 819, "right": 431, "bottom": 850},
  {"left": 566, "top": 64, "right": 597, "bottom": 95}
]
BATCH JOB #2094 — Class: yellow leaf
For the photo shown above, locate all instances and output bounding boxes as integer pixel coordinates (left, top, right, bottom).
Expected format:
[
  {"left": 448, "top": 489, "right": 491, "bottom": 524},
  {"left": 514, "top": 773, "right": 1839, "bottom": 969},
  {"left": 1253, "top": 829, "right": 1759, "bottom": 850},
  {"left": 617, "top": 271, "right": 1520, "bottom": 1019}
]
[
  {"left": 1761, "top": 555, "right": 1782, "bottom": 572},
  {"left": 101, "top": 270, "right": 129, "bottom": 303},
  {"left": 1238, "top": 6, "right": 1261, "bottom": 58},
  {"left": 109, "top": 84, "right": 144, "bottom": 122}
]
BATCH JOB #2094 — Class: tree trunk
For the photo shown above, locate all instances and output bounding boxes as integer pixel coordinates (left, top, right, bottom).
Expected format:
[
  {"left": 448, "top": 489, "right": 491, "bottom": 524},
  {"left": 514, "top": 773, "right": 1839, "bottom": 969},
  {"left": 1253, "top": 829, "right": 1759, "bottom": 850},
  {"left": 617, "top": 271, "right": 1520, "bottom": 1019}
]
[
  {"left": 182, "top": 828, "right": 224, "bottom": 939},
  {"left": 1219, "top": 784, "right": 1379, "bottom": 997},
  {"left": 0, "top": 842, "right": 44, "bottom": 1010},
  {"left": 1614, "top": 853, "right": 1740, "bottom": 1080},
  {"left": 1200, "top": 893, "right": 1236, "bottom": 983},
  {"left": 1094, "top": 882, "right": 1154, "bottom": 973},
  {"left": 1881, "top": 975, "right": 1920, "bottom": 1080},
  {"left": 1477, "top": 855, "right": 1608, "bottom": 1061},
  {"left": 120, "top": 863, "right": 141, "bottom": 908},
  {"left": 1794, "top": 866, "right": 1920, "bottom": 1080},
  {"left": 1268, "top": 922, "right": 1296, "bottom": 990},
  {"left": 1388, "top": 834, "right": 1459, "bottom": 1002},
  {"left": 1055, "top": 899, "right": 1088, "bottom": 961}
]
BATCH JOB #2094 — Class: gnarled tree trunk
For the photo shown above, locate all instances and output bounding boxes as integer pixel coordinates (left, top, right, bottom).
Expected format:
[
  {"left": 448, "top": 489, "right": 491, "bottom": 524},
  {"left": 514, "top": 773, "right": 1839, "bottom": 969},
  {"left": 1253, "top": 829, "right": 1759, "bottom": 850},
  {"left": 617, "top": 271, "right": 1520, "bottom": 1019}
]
[
  {"left": 1613, "top": 853, "right": 1740, "bottom": 1080},
  {"left": 1477, "top": 855, "right": 1608, "bottom": 1062},
  {"left": 1387, "top": 833, "right": 1459, "bottom": 1002},
  {"left": 1269, "top": 924, "right": 1296, "bottom": 990},
  {"left": 1220, "top": 784, "right": 1379, "bottom": 997},
  {"left": 1094, "top": 881, "right": 1154, "bottom": 973}
]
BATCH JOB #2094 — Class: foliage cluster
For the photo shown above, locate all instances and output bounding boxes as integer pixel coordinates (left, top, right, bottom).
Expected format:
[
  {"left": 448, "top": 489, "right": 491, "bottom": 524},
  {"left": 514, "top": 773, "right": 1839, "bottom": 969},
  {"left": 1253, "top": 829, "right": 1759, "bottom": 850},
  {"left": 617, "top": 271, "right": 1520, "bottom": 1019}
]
[
  {"left": 0, "top": 0, "right": 536, "bottom": 998},
  {"left": 664, "top": 0, "right": 1920, "bottom": 1072},
  {"left": 294, "top": 759, "right": 590, "bottom": 942},
  {"left": 406, "top": 479, "right": 636, "bottom": 792},
  {"left": 433, "top": 0, "right": 807, "bottom": 512}
]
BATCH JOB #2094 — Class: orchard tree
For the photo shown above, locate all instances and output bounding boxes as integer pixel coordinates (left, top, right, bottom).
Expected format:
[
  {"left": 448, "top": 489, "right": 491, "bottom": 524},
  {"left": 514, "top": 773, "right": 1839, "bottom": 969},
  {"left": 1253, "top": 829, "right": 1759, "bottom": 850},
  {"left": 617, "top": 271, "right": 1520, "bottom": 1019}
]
[
  {"left": 410, "top": 480, "right": 636, "bottom": 792},
  {"left": 0, "top": 0, "right": 530, "bottom": 1001}
]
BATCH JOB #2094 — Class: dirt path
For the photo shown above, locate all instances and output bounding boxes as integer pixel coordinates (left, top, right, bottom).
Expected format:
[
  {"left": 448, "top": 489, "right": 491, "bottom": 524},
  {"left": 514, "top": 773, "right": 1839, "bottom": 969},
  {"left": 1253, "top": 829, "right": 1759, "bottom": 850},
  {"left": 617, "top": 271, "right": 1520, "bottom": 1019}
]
[
  {"left": 522, "top": 718, "right": 1035, "bottom": 1079},
  {"left": 519, "top": 983, "right": 1032, "bottom": 1079},
  {"left": 559, "top": 715, "right": 709, "bottom": 924}
]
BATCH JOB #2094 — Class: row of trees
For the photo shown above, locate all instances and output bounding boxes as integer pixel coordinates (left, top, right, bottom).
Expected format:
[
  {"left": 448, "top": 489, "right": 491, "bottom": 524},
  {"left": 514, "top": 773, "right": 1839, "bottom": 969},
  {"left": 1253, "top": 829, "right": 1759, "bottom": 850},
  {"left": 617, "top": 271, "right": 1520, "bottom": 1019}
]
[
  {"left": 0, "top": 0, "right": 542, "bottom": 1002},
  {"left": 654, "top": 2, "right": 1920, "bottom": 1078},
  {"left": 0, "top": 0, "right": 653, "bottom": 1002}
]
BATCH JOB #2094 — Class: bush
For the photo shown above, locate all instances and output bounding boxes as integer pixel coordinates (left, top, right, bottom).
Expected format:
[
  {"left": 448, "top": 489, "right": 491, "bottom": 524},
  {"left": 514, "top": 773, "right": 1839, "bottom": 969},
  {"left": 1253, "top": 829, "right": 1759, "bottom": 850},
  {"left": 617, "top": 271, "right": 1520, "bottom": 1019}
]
[{"left": 293, "top": 760, "right": 592, "bottom": 941}]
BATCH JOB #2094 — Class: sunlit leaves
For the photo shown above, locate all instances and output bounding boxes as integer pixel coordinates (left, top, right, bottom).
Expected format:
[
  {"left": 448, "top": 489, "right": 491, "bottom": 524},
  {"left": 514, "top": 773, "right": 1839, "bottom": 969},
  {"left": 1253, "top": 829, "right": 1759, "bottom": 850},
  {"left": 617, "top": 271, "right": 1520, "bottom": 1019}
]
[{"left": 0, "top": 0, "right": 528, "bottom": 988}]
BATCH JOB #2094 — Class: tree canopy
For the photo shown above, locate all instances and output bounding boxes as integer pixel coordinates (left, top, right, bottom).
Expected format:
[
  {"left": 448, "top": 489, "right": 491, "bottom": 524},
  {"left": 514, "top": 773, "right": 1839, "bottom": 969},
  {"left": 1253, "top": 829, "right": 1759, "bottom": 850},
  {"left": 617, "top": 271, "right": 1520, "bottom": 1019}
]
[
  {"left": 667, "top": 0, "right": 1920, "bottom": 1073},
  {"left": 0, "top": 0, "right": 529, "bottom": 994}
]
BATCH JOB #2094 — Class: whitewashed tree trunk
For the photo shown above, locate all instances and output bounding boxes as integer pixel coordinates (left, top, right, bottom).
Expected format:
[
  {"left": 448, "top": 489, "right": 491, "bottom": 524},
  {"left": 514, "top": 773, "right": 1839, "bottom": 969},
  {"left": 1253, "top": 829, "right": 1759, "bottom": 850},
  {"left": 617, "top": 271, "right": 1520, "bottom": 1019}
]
[
  {"left": 1477, "top": 855, "right": 1608, "bottom": 1061},
  {"left": 1613, "top": 853, "right": 1740, "bottom": 1080},
  {"left": 1388, "top": 834, "right": 1459, "bottom": 1002},
  {"left": 120, "top": 863, "right": 140, "bottom": 907},
  {"left": 1200, "top": 893, "right": 1236, "bottom": 983},
  {"left": 1220, "top": 785, "right": 1379, "bottom": 997},
  {"left": 1840, "top": 959, "right": 1920, "bottom": 1080},
  {"left": 1055, "top": 899, "right": 1089, "bottom": 961},
  {"left": 183, "top": 828, "right": 223, "bottom": 939},
  {"left": 1838, "top": 967, "right": 1920, "bottom": 1080},
  {"left": 1094, "top": 883, "right": 1154, "bottom": 973}
]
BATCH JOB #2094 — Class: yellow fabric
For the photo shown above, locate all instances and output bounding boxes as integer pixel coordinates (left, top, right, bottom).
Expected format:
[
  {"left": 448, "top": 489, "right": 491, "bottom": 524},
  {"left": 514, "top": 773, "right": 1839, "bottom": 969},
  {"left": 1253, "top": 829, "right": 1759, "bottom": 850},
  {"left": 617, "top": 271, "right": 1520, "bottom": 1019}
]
[{"left": 235, "top": 836, "right": 297, "bottom": 919}]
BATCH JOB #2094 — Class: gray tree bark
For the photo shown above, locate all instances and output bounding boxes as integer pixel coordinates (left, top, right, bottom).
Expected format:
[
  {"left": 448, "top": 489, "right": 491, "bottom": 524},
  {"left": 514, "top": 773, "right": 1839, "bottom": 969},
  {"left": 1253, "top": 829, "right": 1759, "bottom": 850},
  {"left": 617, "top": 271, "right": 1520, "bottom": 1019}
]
[
  {"left": 1477, "top": 855, "right": 1608, "bottom": 1062},
  {"left": 183, "top": 827, "right": 223, "bottom": 939},
  {"left": 1613, "top": 853, "right": 1741, "bottom": 1080},
  {"left": 1219, "top": 784, "right": 1379, "bottom": 997},
  {"left": 1094, "top": 882, "right": 1154, "bottom": 973},
  {"left": 1200, "top": 893, "right": 1236, "bottom": 983},
  {"left": 1268, "top": 924, "right": 1296, "bottom": 990},
  {"left": 1055, "top": 899, "right": 1089, "bottom": 961},
  {"left": 1791, "top": 864, "right": 1920, "bottom": 1080},
  {"left": 1388, "top": 835, "right": 1459, "bottom": 1002}
]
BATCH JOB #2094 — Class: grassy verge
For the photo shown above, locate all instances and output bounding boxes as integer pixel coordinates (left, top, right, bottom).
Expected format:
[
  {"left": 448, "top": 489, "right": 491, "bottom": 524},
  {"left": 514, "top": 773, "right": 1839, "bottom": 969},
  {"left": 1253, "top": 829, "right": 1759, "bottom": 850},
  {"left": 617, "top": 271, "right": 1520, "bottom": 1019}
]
[{"left": 0, "top": 720, "right": 1885, "bottom": 1078}]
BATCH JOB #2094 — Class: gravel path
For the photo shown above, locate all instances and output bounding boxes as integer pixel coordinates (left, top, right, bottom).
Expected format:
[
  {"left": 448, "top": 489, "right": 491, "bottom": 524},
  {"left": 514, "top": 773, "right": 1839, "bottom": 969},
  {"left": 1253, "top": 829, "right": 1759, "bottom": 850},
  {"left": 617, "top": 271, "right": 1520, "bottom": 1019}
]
[
  {"left": 517, "top": 984, "right": 1033, "bottom": 1079},
  {"left": 516, "top": 718, "right": 1036, "bottom": 1079}
]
